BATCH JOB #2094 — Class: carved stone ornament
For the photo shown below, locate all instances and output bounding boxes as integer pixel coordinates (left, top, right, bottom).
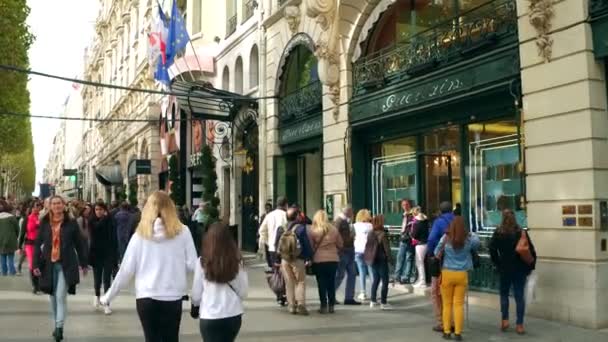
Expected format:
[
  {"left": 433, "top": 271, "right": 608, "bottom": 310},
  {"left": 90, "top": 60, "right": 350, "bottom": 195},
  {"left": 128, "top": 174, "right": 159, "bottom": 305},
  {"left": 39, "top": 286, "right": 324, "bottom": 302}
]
[
  {"left": 528, "top": 0, "right": 554, "bottom": 63},
  {"left": 284, "top": 6, "right": 301, "bottom": 34},
  {"left": 305, "top": 0, "right": 341, "bottom": 119}
]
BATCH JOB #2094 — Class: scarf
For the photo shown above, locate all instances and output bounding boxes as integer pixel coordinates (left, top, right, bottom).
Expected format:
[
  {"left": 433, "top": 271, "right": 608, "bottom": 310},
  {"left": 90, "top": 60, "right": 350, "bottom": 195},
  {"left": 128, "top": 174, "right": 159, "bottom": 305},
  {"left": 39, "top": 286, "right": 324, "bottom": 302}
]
[{"left": 50, "top": 214, "right": 64, "bottom": 263}]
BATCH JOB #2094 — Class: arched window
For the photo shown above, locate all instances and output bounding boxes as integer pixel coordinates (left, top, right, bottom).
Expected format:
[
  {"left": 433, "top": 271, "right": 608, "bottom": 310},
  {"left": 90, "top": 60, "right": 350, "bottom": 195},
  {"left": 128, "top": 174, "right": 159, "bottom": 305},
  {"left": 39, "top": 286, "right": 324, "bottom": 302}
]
[
  {"left": 249, "top": 45, "right": 259, "bottom": 88},
  {"left": 222, "top": 66, "right": 230, "bottom": 91},
  {"left": 279, "top": 45, "right": 319, "bottom": 96},
  {"left": 363, "top": 0, "right": 493, "bottom": 57},
  {"left": 235, "top": 56, "right": 243, "bottom": 94}
]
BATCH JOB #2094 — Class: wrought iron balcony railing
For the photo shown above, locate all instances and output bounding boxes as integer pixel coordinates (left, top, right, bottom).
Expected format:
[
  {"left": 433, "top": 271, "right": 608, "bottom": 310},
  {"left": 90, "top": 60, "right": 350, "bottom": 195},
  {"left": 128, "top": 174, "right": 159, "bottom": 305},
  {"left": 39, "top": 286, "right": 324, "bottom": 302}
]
[
  {"left": 243, "top": 0, "right": 255, "bottom": 22},
  {"left": 590, "top": 0, "right": 608, "bottom": 19},
  {"left": 226, "top": 14, "right": 237, "bottom": 38},
  {"left": 278, "top": 81, "right": 323, "bottom": 123},
  {"left": 353, "top": 0, "right": 517, "bottom": 91}
]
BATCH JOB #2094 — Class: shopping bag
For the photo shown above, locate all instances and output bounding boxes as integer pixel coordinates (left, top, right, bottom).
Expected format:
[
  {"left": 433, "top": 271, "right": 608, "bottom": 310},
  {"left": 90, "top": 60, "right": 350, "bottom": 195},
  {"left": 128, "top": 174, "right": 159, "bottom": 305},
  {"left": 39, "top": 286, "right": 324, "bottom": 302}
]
[
  {"left": 266, "top": 269, "right": 285, "bottom": 297},
  {"left": 524, "top": 271, "right": 538, "bottom": 306}
]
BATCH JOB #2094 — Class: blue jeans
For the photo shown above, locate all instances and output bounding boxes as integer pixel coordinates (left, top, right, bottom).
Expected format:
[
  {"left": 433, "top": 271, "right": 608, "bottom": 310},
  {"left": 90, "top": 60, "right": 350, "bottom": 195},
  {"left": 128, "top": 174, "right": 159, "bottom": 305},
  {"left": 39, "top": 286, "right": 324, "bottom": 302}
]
[
  {"left": 500, "top": 272, "right": 527, "bottom": 325},
  {"left": 335, "top": 249, "right": 356, "bottom": 301},
  {"left": 50, "top": 263, "right": 68, "bottom": 328},
  {"left": 354, "top": 253, "right": 374, "bottom": 295},
  {"left": 0, "top": 253, "right": 16, "bottom": 275},
  {"left": 394, "top": 241, "right": 414, "bottom": 282}
]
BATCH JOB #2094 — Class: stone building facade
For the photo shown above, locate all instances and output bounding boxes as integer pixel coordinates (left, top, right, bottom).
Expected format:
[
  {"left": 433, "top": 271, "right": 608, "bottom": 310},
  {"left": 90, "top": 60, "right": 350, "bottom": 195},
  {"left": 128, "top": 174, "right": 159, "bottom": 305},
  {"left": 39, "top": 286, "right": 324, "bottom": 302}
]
[{"left": 254, "top": 0, "right": 608, "bottom": 329}]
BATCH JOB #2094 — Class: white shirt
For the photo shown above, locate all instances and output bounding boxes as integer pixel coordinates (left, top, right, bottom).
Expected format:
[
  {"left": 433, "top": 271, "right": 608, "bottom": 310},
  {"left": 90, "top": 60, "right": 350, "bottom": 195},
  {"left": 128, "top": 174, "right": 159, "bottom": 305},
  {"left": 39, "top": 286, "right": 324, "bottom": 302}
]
[
  {"left": 258, "top": 208, "right": 287, "bottom": 252},
  {"left": 102, "top": 218, "right": 198, "bottom": 303},
  {"left": 191, "top": 258, "right": 248, "bottom": 320},
  {"left": 354, "top": 222, "right": 373, "bottom": 254}
]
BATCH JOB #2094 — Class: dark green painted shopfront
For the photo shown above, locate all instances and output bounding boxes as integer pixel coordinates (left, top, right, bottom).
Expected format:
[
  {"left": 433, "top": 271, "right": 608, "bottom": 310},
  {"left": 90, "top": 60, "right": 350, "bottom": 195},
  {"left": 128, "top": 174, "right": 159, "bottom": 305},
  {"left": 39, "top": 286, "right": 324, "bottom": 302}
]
[{"left": 348, "top": 0, "right": 524, "bottom": 290}]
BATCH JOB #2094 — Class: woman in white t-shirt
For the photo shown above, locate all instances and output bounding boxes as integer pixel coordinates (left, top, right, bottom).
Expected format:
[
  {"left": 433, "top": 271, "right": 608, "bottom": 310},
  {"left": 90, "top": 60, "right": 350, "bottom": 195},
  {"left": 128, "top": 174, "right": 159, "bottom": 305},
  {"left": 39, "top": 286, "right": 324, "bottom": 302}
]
[
  {"left": 100, "top": 191, "right": 198, "bottom": 342},
  {"left": 191, "top": 223, "right": 248, "bottom": 342},
  {"left": 353, "top": 209, "right": 374, "bottom": 301}
]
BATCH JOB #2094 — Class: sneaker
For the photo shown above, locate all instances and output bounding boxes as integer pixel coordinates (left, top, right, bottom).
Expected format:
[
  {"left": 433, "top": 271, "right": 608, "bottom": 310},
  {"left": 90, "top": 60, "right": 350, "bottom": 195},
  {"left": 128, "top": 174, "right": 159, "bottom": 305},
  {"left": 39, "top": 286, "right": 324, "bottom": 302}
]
[
  {"left": 103, "top": 305, "right": 112, "bottom": 315},
  {"left": 288, "top": 305, "right": 296, "bottom": 314},
  {"left": 453, "top": 334, "right": 463, "bottom": 341},
  {"left": 412, "top": 282, "right": 427, "bottom": 288},
  {"left": 357, "top": 293, "right": 367, "bottom": 301},
  {"left": 93, "top": 297, "right": 101, "bottom": 310},
  {"left": 343, "top": 299, "right": 361, "bottom": 305},
  {"left": 369, "top": 301, "right": 379, "bottom": 308},
  {"left": 442, "top": 333, "right": 452, "bottom": 340},
  {"left": 380, "top": 303, "right": 393, "bottom": 310},
  {"left": 296, "top": 305, "right": 309, "bottom": 316},
  {"left": 16, "top": 271, "right": 22, "bottom": 276}
]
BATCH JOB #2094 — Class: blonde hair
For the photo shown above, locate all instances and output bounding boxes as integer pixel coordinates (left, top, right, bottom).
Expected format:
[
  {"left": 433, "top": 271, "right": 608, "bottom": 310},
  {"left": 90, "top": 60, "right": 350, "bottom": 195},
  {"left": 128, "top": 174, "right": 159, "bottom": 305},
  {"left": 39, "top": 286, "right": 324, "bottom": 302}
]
[
  {"left": 355, "top": 209, "right": 372, "bottom": 223},
  {"left": 312, "top": 210, "right": 333, "bottom": 235},
  {"left": 136, "top": 191, "right": 183, "bottom": 239},
  {"left": 411, "top": 206, "right": 421, "bottom": 216}
]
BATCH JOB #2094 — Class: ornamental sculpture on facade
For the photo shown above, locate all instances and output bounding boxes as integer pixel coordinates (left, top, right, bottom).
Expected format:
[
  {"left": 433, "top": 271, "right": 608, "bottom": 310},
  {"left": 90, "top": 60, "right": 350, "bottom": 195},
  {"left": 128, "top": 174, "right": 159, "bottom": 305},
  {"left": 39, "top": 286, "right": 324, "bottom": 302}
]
[
  {"left": 284, "top": 5, "right": 301, "bottom": 34},
  {"left": 305, "top": 0, "right": 341, "bottom": 119},
  {"left": 528, "top": 0, "right": 554, "bottom": 63}
]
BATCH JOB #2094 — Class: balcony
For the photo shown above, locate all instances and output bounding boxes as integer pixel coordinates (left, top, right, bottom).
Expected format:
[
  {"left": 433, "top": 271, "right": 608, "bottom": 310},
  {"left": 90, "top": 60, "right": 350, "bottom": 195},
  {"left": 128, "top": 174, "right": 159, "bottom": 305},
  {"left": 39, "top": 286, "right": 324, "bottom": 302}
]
[
  {"left": 226, "top": 14, "right": 237, "bottom": 38},
  {"left": 278, "top": 81, "right": 323, "bottom": 123},
  {"left": 352, "top": 0, "right": 517, "bottom": 93},
  {"left": 243, "top": 0, "right": 255, "bottom": 23}
]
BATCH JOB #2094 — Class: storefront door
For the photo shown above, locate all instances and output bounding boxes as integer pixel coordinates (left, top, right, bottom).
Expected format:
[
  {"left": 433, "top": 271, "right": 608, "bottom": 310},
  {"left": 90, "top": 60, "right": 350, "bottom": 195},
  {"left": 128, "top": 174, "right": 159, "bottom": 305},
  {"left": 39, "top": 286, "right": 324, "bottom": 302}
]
[{"left": 419, "top": 153, "right": 453, "bottom": 215}]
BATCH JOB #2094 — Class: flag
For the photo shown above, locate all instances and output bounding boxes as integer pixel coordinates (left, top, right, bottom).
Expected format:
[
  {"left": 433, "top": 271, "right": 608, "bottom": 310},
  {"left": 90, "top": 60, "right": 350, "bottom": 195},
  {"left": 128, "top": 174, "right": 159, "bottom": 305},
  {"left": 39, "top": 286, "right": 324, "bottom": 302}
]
[
  {"left": 150, "top": 3, "right": 170, "bottom": 85},
  {"left": 166, "top": 0, "right": 189, "bottom": 65}
]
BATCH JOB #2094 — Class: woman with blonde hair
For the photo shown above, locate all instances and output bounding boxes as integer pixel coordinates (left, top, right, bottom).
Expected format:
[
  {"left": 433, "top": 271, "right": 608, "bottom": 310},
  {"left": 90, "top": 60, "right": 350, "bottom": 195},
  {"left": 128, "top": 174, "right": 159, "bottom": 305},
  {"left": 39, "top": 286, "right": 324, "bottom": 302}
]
[
  {"left": 410, "top": 206, "right": 430, "bottom": 287},
  {"left": 353, "top": 209, "right": 373, "bottom": 301},
  {"left": 101, "top": 191, "right": 198, "bottom": 342},
  {"left": 308, "top": 210, "right": 343, "bottom": 314}
]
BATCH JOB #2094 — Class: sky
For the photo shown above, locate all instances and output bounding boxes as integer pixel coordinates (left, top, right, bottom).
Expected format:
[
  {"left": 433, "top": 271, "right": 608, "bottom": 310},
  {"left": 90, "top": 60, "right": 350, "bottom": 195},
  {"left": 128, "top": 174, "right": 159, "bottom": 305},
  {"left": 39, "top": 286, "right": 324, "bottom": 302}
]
[{"left": 26, "top": 0, "right": 98, "bottom": 195}]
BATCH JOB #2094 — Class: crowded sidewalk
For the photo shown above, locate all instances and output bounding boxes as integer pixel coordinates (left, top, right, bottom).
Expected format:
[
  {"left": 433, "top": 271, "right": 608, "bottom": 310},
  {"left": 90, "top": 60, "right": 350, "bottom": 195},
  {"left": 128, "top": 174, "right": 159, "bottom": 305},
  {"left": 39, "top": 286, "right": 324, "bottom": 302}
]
[{"left": 0, "top": 254, "right": 604, "bottom": 342}]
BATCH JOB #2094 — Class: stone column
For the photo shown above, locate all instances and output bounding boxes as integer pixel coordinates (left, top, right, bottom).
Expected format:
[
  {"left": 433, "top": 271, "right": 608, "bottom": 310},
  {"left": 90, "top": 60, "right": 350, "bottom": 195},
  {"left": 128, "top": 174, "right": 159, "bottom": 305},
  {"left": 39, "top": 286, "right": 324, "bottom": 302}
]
[{"left": 518, "top": 0, "right": 608, "bottom": 328}]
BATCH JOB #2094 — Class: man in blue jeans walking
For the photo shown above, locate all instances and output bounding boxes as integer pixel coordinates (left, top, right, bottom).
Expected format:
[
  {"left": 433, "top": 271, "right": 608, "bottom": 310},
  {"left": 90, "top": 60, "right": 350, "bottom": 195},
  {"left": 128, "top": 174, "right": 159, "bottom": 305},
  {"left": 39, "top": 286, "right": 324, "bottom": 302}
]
[
  {"left": 334, "top": 206, "right": 361, "bottom": 305},
  {"left": 394, "top": 199, "right": 414, "bottom": 284}
]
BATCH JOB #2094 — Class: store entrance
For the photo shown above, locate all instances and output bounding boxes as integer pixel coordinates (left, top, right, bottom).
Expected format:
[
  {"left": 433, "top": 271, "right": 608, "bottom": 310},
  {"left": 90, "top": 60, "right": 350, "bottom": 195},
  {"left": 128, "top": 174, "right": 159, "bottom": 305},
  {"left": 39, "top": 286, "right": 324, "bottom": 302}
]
[
  {"left": 276, "top": 149, "right": 323, "bottom": 216},
  {"left": 419, "top": 153, "right": 453, "bottom": 215}
]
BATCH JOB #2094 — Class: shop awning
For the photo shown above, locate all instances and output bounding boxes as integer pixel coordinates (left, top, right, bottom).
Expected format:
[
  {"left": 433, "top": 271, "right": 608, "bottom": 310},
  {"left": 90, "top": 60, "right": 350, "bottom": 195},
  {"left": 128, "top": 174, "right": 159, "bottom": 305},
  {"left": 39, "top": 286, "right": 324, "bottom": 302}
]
[
  {"left": 127, "top": 159, "right": 152, "bottom": 180},
  {"left": 95, "top": 163, "right": 124, "bottom": 186}
]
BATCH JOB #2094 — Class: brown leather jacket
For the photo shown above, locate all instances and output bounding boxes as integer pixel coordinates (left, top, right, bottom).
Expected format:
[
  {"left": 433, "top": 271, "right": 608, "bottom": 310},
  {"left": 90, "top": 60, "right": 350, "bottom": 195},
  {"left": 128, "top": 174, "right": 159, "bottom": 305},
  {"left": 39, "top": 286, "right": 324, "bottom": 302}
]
[{"left": 364, "top": 230, "right": 393, "bottom": 265}]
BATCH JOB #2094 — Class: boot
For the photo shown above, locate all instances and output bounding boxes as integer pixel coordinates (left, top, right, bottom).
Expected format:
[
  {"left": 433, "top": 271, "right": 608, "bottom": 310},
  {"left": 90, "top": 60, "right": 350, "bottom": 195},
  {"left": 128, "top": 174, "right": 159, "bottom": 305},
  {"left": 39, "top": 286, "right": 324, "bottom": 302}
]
[
  {"left": 501, "top": 320, "right": 509, "bottom": 332},
  {"left": 516, "top": 324, "right": 525, "bottom": 335},
  {"left": 318, "top": 305, "right": 328, "bottom": 314},
  {"left": 328, "top": 305, "right": 335, "bottom": 314},
  {"left": 52, "top": 327, "right": 63, "bottom": 341},
  {"left": 30, "top": 271, "right": 40, "bottom": 294}
]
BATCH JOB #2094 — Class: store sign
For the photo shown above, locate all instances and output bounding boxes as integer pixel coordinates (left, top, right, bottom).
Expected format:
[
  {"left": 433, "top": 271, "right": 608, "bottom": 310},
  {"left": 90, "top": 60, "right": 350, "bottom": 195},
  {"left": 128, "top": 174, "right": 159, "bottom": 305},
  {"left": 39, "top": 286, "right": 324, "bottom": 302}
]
[
  {"left": 280, "top": 116, "right": 322, "bottom": 145},
  {"left": 380, "top": 77, "right": 467, "bottom": 113}
]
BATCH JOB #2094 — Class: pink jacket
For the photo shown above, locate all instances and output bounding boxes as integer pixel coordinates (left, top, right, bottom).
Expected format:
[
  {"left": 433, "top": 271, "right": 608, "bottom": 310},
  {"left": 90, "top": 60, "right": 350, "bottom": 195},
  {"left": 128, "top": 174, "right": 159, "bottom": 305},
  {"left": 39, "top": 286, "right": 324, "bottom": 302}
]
[{"left": 25, "top": 213, "right": 40, "bottom": 243}]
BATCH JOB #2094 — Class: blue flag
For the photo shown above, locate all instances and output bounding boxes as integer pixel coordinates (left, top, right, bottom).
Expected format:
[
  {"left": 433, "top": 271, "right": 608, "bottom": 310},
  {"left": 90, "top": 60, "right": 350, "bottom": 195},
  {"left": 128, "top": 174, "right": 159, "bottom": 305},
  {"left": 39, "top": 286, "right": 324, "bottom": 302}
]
[{"left": 166, "top": 0, "right": 190, "bottom": 65}]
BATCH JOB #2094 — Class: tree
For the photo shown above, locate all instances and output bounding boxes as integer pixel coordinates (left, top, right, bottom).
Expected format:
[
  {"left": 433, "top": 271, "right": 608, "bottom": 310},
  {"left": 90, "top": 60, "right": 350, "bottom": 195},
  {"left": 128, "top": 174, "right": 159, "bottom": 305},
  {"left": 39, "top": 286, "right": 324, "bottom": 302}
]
[
  {"left": 169, "top": 154, "right": 184, "bottom": 206},
  {"left": 128, "top": 180, "right": 138, "bottom": 207},
  {"left": 0, "top": 0, "right": 35, "bottom": 156},
  {"left": 199, "top": 145, "right": 220, "bottom": 223}
]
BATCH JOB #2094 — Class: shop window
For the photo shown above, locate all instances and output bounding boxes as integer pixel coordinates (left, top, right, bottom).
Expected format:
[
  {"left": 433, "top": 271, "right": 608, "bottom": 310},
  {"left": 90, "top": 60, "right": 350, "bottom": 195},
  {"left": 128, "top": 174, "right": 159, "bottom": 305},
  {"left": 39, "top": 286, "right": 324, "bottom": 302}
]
[
  {"left": 467, "top": 120, "right": 526, "bottom": 235},
  {"left": 279, "top": 45, "right": 319, "bottom": 96}
]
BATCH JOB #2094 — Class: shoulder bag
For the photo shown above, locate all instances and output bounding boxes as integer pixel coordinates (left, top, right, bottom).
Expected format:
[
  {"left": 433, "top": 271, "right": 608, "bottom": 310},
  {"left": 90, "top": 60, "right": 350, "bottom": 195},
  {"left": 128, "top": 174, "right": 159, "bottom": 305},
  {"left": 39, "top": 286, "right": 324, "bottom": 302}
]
[
  {"left": 306, "top": 229, "right": 328, "bottom": 276},
  {"left": 516, "top": 230, "right": 534, "bottom": 265},
  {"left": 429, "top": 235, "right": 446, "bottom": 278}
]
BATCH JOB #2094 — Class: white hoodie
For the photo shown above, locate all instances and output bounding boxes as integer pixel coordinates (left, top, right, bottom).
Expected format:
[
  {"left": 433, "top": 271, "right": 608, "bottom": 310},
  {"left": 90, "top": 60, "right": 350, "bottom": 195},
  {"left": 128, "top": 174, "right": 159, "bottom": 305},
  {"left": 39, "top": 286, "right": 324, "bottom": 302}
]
[{"left": 102, "top": 218, "right": 198, "bottom": 303}]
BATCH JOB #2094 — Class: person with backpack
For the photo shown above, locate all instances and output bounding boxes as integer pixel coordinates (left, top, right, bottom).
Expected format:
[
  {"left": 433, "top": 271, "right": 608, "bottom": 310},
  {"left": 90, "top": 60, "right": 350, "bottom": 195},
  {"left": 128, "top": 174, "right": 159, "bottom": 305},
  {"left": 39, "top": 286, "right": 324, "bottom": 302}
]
[
  {"left": 489, "top": 209, "right": 537, "bottom": 335},
  {"left": 364, "top": 215, "right": 393, "bottom": 310},
  {"left": 277, "top": 207, "right": 313, "bottom": 315}
]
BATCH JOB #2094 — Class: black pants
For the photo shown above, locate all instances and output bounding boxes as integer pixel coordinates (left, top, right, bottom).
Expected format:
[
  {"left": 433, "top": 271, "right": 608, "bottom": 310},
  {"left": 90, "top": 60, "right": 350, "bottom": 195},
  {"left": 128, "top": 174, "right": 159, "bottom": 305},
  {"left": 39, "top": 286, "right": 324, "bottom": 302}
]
[
  {"left": 199, "top": 315, "right": 242, "bottom": 342},
  {"left": 136, "top": 298, "right": 183, "bottom": 342},
  {"left": 93, "top": 258, "right": 114, "bottom": 297},
  {"left": 313, "top": 262, "right": 338, "bottom": 307},
  {"left": 371, "top": 260, "right": 389, "bottom": 304},
  {"left": 30, "top": 269, "right": 39, "bottom": 292}
]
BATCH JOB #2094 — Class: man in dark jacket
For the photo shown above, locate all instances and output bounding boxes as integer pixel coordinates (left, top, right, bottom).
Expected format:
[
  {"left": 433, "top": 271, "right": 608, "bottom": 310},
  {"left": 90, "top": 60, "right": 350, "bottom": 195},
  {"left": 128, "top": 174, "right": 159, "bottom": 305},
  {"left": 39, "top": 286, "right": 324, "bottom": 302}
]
[
  {"left": 427, "top": 201, "right": 455, "bottom": 332},
  {"left": 113, "top": 202, "right": 133, "bottom": 263},
  {"left": 334, "top": 205, "right": 360, "bottom": 305}
]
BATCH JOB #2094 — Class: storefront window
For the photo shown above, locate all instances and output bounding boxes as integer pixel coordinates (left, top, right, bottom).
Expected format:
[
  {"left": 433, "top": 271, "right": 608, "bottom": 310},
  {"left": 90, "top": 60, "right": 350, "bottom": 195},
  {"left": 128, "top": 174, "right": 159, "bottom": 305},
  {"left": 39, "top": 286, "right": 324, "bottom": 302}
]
[
  {"left": 370, "top": 137, "right": 417, "bottom": 228},
  {"left": 467, "top": 120, "right": 526, "bottom": 235},
  {"left": 279, "top": 45, "right": 319, "bottom": 95}
]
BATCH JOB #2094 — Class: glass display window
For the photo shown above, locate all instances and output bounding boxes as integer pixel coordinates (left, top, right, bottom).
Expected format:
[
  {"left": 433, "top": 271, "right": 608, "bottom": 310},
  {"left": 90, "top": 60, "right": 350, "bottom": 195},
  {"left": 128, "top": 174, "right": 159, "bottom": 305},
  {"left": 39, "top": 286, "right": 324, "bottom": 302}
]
[{"left": 467, "top": 120, "right": 526, "bottom": 235}]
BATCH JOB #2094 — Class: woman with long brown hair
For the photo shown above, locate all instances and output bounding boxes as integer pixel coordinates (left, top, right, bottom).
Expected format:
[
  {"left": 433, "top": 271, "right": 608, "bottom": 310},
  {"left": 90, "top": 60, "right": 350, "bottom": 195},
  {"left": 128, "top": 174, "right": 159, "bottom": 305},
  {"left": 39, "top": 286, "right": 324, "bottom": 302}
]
[
  {"left": 490, "top": 209, "right": 536, "bottom": 335},
  {"left": 100, "top": 191, "right": 198, "bottom": 342},
  {"left": 434, "top": 216, "right": 480, "bottom": 341},
  {"left": 364, "top": 215, "right": 393, "bottom": 310},
  {"left": 33, "top": 195, "right": 88, "bottom": 341},
  {"left": 191, "top": 223, "right": 248, "bottom": 342}
]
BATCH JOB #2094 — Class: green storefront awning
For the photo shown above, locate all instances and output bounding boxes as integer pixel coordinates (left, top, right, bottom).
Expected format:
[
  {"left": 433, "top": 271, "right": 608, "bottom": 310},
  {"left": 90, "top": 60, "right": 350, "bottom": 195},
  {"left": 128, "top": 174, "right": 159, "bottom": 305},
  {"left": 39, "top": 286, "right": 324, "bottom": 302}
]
[{"left": 591, "top": 0, "right": 608, "bottom": 58}]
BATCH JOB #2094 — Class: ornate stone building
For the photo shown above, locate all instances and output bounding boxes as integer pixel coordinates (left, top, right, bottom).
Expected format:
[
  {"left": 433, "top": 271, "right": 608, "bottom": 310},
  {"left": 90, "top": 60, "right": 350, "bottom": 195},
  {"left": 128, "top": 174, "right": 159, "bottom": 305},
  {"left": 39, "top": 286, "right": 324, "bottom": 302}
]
[
  {"left": 81, "top": 0, "right": 163, "bottom": 204},
  {"left": 256, "top": 0, "right": 608, "bottom": 329}
]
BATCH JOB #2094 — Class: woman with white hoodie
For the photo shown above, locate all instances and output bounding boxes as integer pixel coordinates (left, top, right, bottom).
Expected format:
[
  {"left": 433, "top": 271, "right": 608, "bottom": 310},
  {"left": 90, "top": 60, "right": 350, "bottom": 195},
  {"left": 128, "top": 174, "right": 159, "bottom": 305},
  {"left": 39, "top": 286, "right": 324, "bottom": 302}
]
[
  {"left": 353, "top": 209, "right": 374, "bottom": 301},
  {"left": 101, "top": 191, "right": 197, "bottom": 342}
]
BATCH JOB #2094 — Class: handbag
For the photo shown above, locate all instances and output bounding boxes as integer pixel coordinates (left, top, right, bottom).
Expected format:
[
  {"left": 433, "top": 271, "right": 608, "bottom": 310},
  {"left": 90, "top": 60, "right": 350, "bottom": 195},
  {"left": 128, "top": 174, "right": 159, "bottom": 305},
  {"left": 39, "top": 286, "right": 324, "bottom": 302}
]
[
  {"left": 267, "top": 268, "right": 286, "bottom": 296},
  {"left": 429, "top": 235, "right": 446, "bottom": 278},
  {"left": 306, "top": 230, "right": 328, "bottom": 276},
  {"left": 524, "top": 271, "right": 538, "bottom": 306},
  {"left": 516, "top": 230, "right": 534, "bottom": 265}
]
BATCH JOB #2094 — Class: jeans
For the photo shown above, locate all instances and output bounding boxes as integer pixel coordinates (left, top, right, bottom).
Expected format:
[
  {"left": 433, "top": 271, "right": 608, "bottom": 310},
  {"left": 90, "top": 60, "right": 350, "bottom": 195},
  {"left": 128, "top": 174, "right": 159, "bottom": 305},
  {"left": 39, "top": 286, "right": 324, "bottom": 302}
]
[
  {"left": 118, "top": 237, "right": 129, "bottom": 263},
  {"left": 440, "top": 270, "right": 468, "bottom": 335},
  {"left": 50, "top": 263, "right": 67, "bottom": 328},
  {"left": 414, "top": 244, "right": 428, "bottom": 285},
  {"left": 371, "top": 261, "right": 390, "bottom": 304},
  {"left": 335, "top": 250, "right": 356, "bottom": 301},
  {"left": 200, "top": 315, "right": 242, "bottom": 342},
  {"left": 431, "top": 276, "right": 443, "bottom": 326},
  {"left": 354, "top": 252, "right": 373, "bottom": 295},
  {"left": 136, "top": 298, "right": 183, "bottom": 342},
  {"left": 394, "top": 241, "right": 414, "bottom": 282},
  {"left": 500, "top": 272, "right": 527, "bottom": 325},
  {"left": 0, "top": 253, "right": 16, "bottom": 275},
  {"left": 313, "top": 262, "right": 338, "bottom": 307},
  {"left": 93, "top": 258, "right": 114, "bottom": 297},
  {"left": 281, "top": 259, "right": 307, "bottom": 307}
]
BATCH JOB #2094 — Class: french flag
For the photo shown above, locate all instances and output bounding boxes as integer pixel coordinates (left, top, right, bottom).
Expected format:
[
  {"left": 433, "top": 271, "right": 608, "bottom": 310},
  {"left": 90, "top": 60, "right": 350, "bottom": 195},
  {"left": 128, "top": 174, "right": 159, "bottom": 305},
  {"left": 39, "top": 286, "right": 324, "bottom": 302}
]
[{"left": 148, "top": 4, "right": 168, "bottom": 67}]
